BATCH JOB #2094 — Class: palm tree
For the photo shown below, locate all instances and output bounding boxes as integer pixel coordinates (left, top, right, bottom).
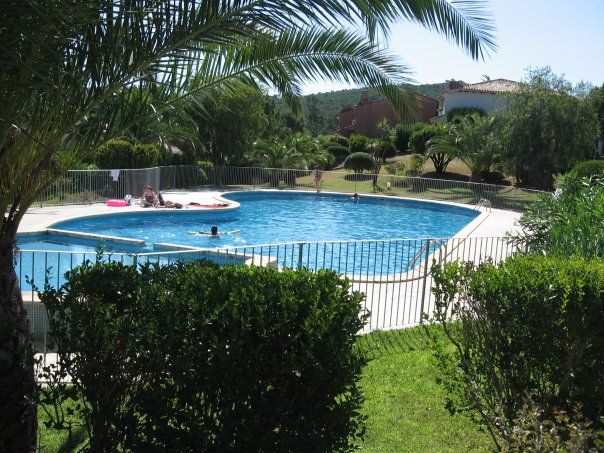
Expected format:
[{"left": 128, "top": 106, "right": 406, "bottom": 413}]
[
  {"left": 249, "top": 139, "right": 308, "bottom": 169},
  {"left": 0, "top": 1, "right": 495, "bottom": 448},
  {"left": 428, "top": 113, "right": 502, "bottom": 182}
]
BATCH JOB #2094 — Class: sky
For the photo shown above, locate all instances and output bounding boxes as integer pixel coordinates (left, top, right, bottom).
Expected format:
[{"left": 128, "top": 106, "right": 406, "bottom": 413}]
[{"left": 302, "top": 0, "right": 604, "bottom": 94}]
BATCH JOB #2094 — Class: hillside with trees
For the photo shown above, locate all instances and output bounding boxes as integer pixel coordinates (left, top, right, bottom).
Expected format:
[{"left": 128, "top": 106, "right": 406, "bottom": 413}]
[{"left": 274, "top": 82, "right": 452, "bottom": 135}]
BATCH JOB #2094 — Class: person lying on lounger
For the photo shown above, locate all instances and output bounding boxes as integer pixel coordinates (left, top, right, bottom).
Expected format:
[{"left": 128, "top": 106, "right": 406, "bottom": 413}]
[{"left": 157, "top": 192, "right": 183, "bottom": 209}]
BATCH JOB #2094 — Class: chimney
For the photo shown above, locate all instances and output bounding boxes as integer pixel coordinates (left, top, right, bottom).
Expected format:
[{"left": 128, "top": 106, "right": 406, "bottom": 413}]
[
  {"left": 357, "top": 90, "right": 370, "bottom": 105},
  {"left": 447, "top": 80, "right": 463, "bottom": 91}
]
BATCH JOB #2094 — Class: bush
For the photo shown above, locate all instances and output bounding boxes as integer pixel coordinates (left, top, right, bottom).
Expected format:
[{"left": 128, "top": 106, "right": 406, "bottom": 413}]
[
  {"left": 380, "top": 140, "right": 396, "bottom": 159},
  {"left": 40, "top": 259, "right": 368, "bottom": 452},
  {"left": 348, "top": 133, "right": 369, "bottom": 154},
  {"left": 567, "top": 159, "right": 604, "bottom": 179},
  {"left": 95, "top": 139, "right": 134, "bottom": 169},
  {"left": 446, "top": 106, "right": 486, "bottom": 122},
  {"left": 391, "top": 122, "right": 423, "bottom": 153},
  {"left": 132, "top": 143, "right": 160, "bottom": 168},
  {"left": 326, "top": 145, "right": 350, "bottom": 166},
  {"left": 427, "top": 256, "right": 604, "bottom": 443},
  {"left": 95, "top": 140, "right": 163, "bottom": 169},
  {"left": 197, "top": 160, "right": 214, "bottom": 168},
  {"left": 327, "top": 134, "right": 349, "bottom": 148},
  {"left": 519, "top": 176, "right": 604, "bottom": 258},
  {"left": 384, "top": 162, "right": 406, "bottom": 176},
  {"left": 502, "top": 402, "right": 602, "bottom": 451},
  {"left": 408, "top": 124, "right": 445, "bottom": 155},
  {"left": 343, "top": 152, "right": 374, "bottom": 173},
  {"left": 405, "top": 154, "right": 426, "bottom": 177}
]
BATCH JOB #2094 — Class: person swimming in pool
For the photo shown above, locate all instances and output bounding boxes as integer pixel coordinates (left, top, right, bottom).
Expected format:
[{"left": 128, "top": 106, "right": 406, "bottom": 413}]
[
  {"left": 352, "top": 193, "right": 360, "bottom": 202},
  {"left": 192, "top": 226, "right": 241, "bottom": 237}
]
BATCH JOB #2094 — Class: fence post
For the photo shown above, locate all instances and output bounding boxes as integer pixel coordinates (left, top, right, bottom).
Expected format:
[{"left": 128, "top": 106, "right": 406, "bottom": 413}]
[
  {"left": 418, "top": 239, "right": 431, "bottom": 324},
  {"left": 297, "top": 243, "right": 304, "bottom": 269},
  {"left": 132, "top": 254, "right": 138, "bottom": 269}
]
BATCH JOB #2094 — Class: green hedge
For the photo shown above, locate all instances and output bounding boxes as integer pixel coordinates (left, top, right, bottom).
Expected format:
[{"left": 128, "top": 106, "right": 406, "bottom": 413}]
[
  {"left": 40, "top": 260, "right": 368, "bottom": 452},
  {"left": 326, "top": 145, "right": 350, "bottom": 165},
  {"left": 344, "top": 152, "right": 374, "bottom": 173},
  {"left": 428, "top": 256, "right": 604, "bottom": 442},
  {"left": 95, "top": 140, "right": 163, "bottom": 169}
]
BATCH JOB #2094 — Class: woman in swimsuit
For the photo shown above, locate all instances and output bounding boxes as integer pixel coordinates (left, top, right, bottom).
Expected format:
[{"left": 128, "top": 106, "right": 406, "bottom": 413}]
[
  {"left": 313, "top": 166, "right": 322, "bottom": 193},
  {"left": 141, "top": 185, "right": 158, "bottom": 207}
]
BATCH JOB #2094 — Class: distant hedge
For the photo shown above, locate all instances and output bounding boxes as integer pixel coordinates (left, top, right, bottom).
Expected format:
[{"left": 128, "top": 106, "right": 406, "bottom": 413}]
[
  {"left": 326, "top": 145, "right": 350, "bottom": 165},
  {"left": 344, "top": 152, "right": 374, "bottom": 173},
  {"left": 95, "top": 140, "right": 167, "bottom": 169},
  {"left": 40, "top": 260, "right": 368, "bottom": 452}
]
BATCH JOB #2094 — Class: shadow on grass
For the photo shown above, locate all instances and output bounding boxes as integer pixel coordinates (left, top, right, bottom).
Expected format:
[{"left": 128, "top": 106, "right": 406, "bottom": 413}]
[
  {"left": 57, "top": 425, "right": 88, "bottom": 453},
  {"left": 356, "top": 324, "right": 445, "bottom": 360}
]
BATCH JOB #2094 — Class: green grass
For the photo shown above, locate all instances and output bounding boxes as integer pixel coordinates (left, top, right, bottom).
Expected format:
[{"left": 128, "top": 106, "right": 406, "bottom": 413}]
[
  {"left": 38, "top": 327, "right": 492, "bottom": 452},
  {"left": 357, "top": 328, "right": 492, "bottom": 452}
]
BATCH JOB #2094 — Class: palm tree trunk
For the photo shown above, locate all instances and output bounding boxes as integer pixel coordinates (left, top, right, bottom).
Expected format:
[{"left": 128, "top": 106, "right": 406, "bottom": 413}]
[{"left": 0, "top": 223, "right": 37, "bottom": 452}]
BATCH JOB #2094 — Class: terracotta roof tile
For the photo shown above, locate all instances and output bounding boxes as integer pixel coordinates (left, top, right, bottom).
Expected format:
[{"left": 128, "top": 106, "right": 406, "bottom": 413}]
[{"left": 457, "top": 79, "right": 522, "bottom": 93}]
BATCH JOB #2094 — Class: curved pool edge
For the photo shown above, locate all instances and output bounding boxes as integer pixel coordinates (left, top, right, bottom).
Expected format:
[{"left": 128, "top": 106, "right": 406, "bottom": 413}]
[
  {"left": 17, "top": 192, "right": 240, "bottom": 238},
  {"left": 17, "top": 189, "right": 519, "bottom": 282}
]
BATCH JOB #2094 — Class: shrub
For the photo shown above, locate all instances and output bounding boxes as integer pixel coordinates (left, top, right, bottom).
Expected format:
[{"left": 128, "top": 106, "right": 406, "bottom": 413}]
[
  {"left": 502, "top": 402, "right": 602, "bottom": 451},
  {"left": 348, "top": 133, "right": 369, "bottom": 154},
  {"left": 326, "top": 145, "right": 350, "bottom": 165},
  {"left": 446, "top": 106, "right": 486, "bottom": 122},
  {"left": 518, "top": 176, "right": 604, "bottom": 258},
  {"left": 567, "top": 159, "right": 604, "bottom": 179},
  {"left": 427, "top": 256, "right": 604, "bottom": 444},
  {"left": 380, "top": 140, "right": 396, "bottom": 159},
  {"left": 404, "top": 154, "right": 426, "bottom": 177},
  {"left": 344, "top": 152, "right": 374, "bottom": 173},
  {"left": 95, "top": 139, "right": 134, "bottom": 169},
  {"left": 197, "top": 160, "right": 214, "bottom": 168},
  {"left": 408, "top": 124, "right": 445, "bottom": 155},
  {"left": 391, "top": 123, "right": 410, "bottom": 153},
  {"left": 40, "top": 259, "right": 368, "bottom": 452},
  {"left": 95, "top": 140, "right": 163, "bottom": 169},
  {"left": 384, "top": 162, "right": 406, "bottom": 176},
  {"left": 326, "top": 134, "right": 349, "bottom": 148},
  {"left": 132, "top": 143, "right": 160, "bottom": 168}
]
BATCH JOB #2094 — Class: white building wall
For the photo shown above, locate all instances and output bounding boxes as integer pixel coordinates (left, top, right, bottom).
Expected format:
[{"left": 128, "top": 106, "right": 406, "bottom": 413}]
[{"left": 444, "top": 92, "right": 509, "bottom": 116}]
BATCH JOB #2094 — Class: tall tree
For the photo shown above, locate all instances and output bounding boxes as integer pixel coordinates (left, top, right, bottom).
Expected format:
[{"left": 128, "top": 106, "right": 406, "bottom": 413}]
[
  {"left": 500, "top": 68, "right": 597, "bottom": 190},
  {"left": 192, "top": 85, "right": 270, "bottom": 165},
  {"left": 305, "top": 95, "right": 324, "bottom": 136},
  {"left": 0, "top": 1, "right": 495, "bottom": 449}
]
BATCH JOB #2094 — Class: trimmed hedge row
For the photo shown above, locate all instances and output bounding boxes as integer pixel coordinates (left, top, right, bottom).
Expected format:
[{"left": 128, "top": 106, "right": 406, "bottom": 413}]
[{"left": 40, "top": 260, "right": 368, "bottom": 452}]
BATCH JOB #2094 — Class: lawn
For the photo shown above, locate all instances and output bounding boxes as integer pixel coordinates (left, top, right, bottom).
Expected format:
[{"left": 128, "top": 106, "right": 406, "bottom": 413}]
[
  {"left": 37, "top": 327, "right": 492, "bottom": 452},
  {"left": 357, "top": 328, "right": 492, "bottom": 452}
]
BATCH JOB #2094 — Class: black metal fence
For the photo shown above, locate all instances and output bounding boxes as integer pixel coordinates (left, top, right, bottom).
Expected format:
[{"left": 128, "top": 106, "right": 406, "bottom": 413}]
[
  {"left": 34, "top": 165, "right": 549, "bottom": 211},
  {"left": 19, "top": 236, "right": 520, "bottom": 347}
]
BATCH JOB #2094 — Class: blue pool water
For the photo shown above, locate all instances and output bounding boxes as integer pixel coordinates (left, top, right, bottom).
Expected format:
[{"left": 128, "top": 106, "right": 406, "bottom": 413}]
[
  {"left": 50, "top": 192, "right": 478, "bottom": 247},
  {"left": 17, "top": 192, "right": 479, "bottom": 287}
]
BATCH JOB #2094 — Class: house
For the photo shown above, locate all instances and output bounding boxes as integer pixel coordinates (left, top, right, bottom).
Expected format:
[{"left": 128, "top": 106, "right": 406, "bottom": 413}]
[
  {"left": 432, "top": 79, "right": 522, "bottom": 122},
  {"left": 338, "top": 90, "right": 438, "bottom": 137}
]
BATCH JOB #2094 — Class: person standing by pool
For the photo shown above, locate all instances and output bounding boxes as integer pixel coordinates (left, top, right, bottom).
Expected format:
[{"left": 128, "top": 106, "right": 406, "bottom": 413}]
[
  {"left": 141, "top": 185, "right": 158, "bottom": 207},
  {"left": 314, "top": 166, "right": 322, "bottom": 193}
]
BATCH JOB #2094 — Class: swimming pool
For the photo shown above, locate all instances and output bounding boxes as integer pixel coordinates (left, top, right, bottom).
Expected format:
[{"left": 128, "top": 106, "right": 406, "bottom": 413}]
[
  {"left": 17, "top": 192, "right": 480, "bottom": 287},
  {"left": 50, "top": 192, "right": 478, "bottom": 247}
]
